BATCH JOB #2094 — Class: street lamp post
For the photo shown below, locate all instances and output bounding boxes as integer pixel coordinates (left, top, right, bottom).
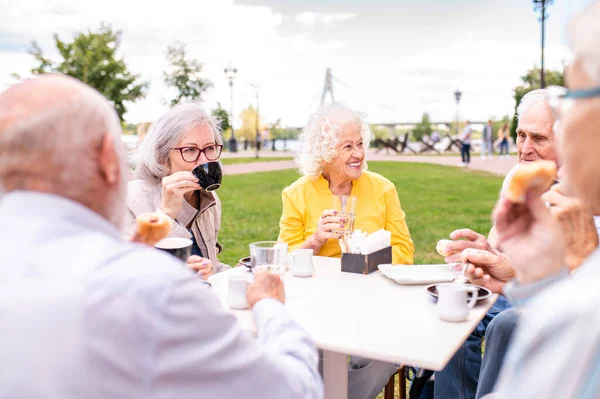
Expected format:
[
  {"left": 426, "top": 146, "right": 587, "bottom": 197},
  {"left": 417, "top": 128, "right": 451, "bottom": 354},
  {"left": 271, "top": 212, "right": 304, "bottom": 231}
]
[
  {"left": 454, "top": 89, "right": 462, "bottom": 138},
  {"left": 224, "top": 65, "right": 238, "bottom": 152},
  {"left": 249, "top": 84, "right": 260, "bottom": 159},
  {"left": 533, "top": 0, "right": 553, "bottom": 88}
]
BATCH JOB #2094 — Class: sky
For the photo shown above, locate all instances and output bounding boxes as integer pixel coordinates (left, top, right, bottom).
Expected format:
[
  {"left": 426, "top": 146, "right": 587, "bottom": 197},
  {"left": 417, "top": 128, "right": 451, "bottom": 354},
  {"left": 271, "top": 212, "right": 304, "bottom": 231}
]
[{"left": 0, "top": 0, "right": 595, "bottom": 128}]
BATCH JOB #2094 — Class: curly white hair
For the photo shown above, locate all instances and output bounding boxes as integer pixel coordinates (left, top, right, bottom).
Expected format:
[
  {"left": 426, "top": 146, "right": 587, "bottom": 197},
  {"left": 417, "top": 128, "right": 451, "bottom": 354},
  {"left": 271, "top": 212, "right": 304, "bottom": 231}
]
[{"left": 296, "top": 103, "right": 373, "bottom": 177}]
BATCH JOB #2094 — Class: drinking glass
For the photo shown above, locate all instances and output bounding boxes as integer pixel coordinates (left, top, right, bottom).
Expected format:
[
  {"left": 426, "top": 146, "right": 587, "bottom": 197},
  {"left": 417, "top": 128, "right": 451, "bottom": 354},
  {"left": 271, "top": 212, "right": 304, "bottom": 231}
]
[{"left": 249, "top": 241, "right": 288, "bottom": 277}]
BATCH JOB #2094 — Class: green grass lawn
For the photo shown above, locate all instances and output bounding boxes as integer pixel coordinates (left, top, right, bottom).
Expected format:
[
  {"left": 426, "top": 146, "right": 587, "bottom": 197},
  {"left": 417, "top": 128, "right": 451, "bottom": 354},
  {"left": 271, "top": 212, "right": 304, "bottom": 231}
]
[
  {"left": 218, "top": 161, "right": 504, "bottom": 266},
  {"left": 220, "top": 157, "right": 293, "bottom": 165}
]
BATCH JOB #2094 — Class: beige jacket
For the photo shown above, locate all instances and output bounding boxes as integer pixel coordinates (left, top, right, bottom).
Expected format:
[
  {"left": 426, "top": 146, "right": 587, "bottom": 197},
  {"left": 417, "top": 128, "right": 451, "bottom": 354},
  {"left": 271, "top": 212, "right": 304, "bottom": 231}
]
[{"left": 126, "top": 179, "right": 229, "bottom": 272}]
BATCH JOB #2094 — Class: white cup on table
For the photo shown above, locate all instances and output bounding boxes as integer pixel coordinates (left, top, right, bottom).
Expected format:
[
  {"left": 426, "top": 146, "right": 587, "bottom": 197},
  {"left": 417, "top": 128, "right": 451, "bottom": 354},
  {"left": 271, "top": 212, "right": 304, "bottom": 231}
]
[
  {"left": 289, "top": 249, "right": 315, "bottom": 277},
  {"left": 227, "top": 274, "right": 252, "bottom": 309},
  {"left": 437, "top": 283, "right": 478, "bottom": 322}
]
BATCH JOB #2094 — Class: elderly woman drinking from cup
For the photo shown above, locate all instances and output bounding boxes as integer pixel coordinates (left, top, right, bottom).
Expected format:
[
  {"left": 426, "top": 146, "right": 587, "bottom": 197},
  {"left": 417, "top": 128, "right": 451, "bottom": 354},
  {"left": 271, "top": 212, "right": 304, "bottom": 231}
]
[
  {"left": 278, "top": 103, "right": 414, "bottom": 265},
  {"left": 277, "top": 103, "right": 414, "bottom": 399},
  {"left": 127, "top": 102, "right": 229, "bottom": 278}
]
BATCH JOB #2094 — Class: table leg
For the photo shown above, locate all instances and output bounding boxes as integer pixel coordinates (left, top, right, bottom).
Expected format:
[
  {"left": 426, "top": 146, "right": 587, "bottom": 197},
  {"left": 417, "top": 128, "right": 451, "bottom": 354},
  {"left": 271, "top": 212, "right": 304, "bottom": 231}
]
[{"left": 323, "top": 350, "right": 348, "bottom": 399}]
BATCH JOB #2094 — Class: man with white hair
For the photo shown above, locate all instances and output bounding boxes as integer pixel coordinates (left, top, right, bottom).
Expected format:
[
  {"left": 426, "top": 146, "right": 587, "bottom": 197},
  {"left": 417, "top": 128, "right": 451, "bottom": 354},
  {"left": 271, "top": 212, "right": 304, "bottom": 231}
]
[
  {"left": 489, "top": 1, "right": 600, "bottom": 396},
  {"left": 0, "top": 75, "right": 323, "bottom": 398},
  {"left": 433, "top": 88, "right": 562, "bottom": 399}
]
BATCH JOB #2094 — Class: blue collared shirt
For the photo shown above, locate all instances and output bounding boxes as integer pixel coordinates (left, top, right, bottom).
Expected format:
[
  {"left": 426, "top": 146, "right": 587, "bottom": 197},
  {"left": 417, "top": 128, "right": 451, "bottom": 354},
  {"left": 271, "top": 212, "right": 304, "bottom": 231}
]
[{"left": 0, "top": 191, "right": 322, "bottom": 399}]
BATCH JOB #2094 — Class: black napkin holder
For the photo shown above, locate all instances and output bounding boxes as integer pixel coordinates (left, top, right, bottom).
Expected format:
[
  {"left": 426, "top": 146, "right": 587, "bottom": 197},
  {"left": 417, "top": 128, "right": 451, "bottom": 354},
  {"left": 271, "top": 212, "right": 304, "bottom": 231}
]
[{"left": 341, "top": 246, "right": 392, "bottom": 274}]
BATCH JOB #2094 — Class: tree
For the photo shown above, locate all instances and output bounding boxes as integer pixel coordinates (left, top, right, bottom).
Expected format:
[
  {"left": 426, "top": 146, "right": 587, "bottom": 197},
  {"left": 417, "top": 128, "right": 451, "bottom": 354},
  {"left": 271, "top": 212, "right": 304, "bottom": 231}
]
[
  {"left": 164, "top": 41, "right": 212, "bottom": 106},
  {"left": 412, "top": 112, "right": 433, "bottom": 141},
  {"left": 236, "top": 106, "right": 264, "bottom": 141},
  {"left": 511, "top": 66, "right": 564, "bottom": 140},
  {"left": 212, "top": 103, "right": 231, "bottom": 139},
  {"left": 27, "top": 23, "right": 147, "bottom": 121},
  {"left": 370, "top": 125, "right": 391, "bottom": 141}
]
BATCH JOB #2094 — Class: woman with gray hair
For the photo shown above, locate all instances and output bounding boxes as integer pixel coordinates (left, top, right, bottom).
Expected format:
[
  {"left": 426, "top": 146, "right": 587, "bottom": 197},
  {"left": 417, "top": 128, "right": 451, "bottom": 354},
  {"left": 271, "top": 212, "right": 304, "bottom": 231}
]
[
  {"left": 127, "top": 102, "right": 228, "bottom": 277},
  {"left": 278, "top": 103, "right": 414, "bottom": 264},
  {"left": 278, "top": 103, "right": 414, "bottom": 399}
]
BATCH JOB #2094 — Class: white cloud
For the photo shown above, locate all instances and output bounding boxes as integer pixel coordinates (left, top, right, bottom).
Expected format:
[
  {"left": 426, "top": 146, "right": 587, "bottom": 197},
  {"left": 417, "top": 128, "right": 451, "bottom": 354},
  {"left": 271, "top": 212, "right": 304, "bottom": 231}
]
[
  {"left": 0, "top": 0, "right": 576, "bottom": 128},
  {"left": 294, "top": 11, "right": 357, "bottom": 28}
]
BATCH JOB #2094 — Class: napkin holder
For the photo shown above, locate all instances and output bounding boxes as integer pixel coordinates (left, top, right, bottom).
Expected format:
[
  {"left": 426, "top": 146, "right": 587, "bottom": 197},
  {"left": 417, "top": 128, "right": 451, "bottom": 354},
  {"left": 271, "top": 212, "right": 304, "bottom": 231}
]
[{"left": 341, "top": 246, "right": 392, "bottom": 274}]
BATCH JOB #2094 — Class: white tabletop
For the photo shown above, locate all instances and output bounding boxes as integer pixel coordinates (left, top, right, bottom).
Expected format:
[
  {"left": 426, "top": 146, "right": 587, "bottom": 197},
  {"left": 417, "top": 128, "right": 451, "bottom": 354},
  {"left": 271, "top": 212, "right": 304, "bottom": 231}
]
[{"left": 209, "top": 256, "right": 497, "bottom": 371}]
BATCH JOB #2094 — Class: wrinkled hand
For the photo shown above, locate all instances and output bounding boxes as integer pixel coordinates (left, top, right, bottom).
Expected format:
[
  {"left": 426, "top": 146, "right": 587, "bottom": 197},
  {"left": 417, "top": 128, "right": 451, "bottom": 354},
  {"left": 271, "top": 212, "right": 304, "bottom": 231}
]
[
  {"left": 438, "top": 229, "right": 497, "bottom": 263},
  {"left": 311, "top": 209, "right": 343, "bottom": 247},
  {"left": 493, "top": 193, "right": 565, "bottom": 285},
  {"left": 160, "top": 171, "right": 200, "bottom": 219},
  {"left": 246, "top": 270, "right": 285, "bottom": 308},
  {"left": 187, "top": 255, "right": 213, "bottom": 280},
  {"left": 542, "top": 182, "right": 598, "bottom": 271},
  {"left": 461, "top": 249, "right": 515, "bottom": 294}
]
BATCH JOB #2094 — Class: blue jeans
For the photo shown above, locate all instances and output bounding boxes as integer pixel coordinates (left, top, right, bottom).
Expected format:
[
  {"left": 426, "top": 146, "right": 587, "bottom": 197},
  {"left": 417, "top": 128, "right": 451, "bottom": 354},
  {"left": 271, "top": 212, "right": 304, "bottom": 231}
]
[
  {"left": 461, "top": 144, "right": 471, "bottom": 164},
  {"left": 499, "top": 139, "right": 509, "bottom": 155},
  {"left": 433, "top": 295, "right": 511, "bottom": 399},
  {"left": 475, "top": 308, "right": 520, "bottom": 398}
]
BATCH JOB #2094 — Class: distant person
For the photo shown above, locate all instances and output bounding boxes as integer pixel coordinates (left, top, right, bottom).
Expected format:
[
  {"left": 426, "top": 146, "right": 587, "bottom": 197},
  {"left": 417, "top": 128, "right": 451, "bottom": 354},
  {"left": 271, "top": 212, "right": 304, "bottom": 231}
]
[
  {"left": 498, "top": 123, "right": 510, "bottom": 159},
  {"left": 431, "top": 131, "right": 441, "bottom": 143},
  {"left": 481, "top": 120, "right": 493, "bottom": 160},
  {"left": 460, "top": 120, "right": 472, "bottom": 166}
]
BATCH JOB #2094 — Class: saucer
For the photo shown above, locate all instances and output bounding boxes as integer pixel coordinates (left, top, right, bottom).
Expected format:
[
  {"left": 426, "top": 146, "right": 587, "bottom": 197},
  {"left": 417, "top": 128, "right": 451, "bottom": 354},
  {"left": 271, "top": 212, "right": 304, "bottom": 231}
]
[{"left": 426, "top": 283, "right": 492, "bottom": 303}]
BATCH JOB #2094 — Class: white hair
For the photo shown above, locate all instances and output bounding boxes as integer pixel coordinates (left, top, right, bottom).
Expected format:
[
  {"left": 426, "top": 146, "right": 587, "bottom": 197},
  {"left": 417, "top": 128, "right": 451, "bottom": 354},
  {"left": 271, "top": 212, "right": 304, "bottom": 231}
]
[
  {"left": 0, "top": 76, "right": 122, "bottom": 197},
  {"left": 296, "top": 103, "right": 373, "bottom": 177},
  {"left": 568, "top": 0, "right": 600, "bottom": 85},
  {"left": 131, "top": 102, "right": 223, "bottom": 183},
  {"left": 516, "top": 89, "right": 551, "bottom": 121}
]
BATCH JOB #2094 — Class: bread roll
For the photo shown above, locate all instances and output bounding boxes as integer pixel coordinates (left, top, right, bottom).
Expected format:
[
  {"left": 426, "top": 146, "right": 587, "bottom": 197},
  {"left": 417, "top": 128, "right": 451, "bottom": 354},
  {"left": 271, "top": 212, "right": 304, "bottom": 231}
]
[
  {"left": 135, "top": 213, "right": 172, "bottom": 246},
  {"left": 505, "top": 160, "right": 557, "bottom": 203},
  {"left": 436, "top": 239, "right": 459, "bottom": 257}
]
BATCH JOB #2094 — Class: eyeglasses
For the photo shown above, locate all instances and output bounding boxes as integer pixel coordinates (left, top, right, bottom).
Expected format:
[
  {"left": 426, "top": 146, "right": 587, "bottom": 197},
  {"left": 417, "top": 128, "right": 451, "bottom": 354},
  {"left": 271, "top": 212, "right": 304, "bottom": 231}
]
[
  {"left": 172, "top": 144, "right": 223, "bottom": 163},
  {"left": 546, "top": 85, "right": 600, "bottom": 118}
]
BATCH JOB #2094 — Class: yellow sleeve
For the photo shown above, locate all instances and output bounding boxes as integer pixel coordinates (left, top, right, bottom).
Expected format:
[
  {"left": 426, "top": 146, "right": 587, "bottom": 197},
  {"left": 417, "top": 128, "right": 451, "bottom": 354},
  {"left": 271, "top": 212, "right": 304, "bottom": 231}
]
[
  {"left": 384, "top": 185, "right": 415, "bottom": 264},
  {"left": 277, "top": 188, "right": 306, "bottom": 251}
]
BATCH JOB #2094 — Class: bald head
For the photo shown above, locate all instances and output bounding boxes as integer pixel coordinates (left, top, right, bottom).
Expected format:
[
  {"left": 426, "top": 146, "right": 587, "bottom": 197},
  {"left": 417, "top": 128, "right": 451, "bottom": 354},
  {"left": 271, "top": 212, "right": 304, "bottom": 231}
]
[{"left": 0, "top": 75, "right": 127, "bottom": 227}]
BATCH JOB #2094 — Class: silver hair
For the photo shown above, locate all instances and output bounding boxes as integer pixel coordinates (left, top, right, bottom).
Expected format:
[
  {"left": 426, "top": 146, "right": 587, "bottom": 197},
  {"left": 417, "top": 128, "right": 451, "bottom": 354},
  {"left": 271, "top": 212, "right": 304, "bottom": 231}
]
[
  {"left": 516, "top": 89, "right": 551, "bottom": 122},
  {"left": 0, "top": 76, "right": 122, "bottom": 196},
  {"left": 131, "top": 102, "right": 223, "bottom": 183},
  {"left": 568, "top": 0, "right": 600, "bottom": 85},
  {"left": 296, "top": 103, "right": 373, "bottom": 177}
]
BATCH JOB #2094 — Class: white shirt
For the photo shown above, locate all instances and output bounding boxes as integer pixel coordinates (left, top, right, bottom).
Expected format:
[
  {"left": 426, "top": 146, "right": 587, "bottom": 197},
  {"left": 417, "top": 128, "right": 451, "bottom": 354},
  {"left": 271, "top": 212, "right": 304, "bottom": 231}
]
[
  {"left": 496, "top": 249, "right": 600, "bottom": 398},
  {"left": 461, "top": 125, "right": 472, "bottom": 144},
  {"left": 0, "top": 191, "right": 322, "bottom": 399}
]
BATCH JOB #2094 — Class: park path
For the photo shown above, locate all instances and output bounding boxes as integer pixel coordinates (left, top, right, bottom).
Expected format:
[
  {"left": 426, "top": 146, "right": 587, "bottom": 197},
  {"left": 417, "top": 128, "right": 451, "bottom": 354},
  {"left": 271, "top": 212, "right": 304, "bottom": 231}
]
[{"left": 221, "top": 150, "right": 516, "bottom": 176}]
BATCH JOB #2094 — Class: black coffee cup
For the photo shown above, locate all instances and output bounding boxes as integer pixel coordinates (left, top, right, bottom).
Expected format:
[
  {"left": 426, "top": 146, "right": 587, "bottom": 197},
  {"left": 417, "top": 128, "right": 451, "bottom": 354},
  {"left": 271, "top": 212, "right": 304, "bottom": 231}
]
[
  {"left": 155, "top": 237, "right": 192, "bottom": 262},
  {"left": 192, "top": 161, "right": 222, "bottom": 191}
]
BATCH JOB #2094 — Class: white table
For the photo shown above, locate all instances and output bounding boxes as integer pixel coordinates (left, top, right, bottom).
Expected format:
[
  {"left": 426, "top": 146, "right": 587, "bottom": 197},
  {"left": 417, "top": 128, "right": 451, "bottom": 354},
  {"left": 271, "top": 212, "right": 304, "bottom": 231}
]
[{"left": 209, "top": 257, "right": 497, "bottom": 399}]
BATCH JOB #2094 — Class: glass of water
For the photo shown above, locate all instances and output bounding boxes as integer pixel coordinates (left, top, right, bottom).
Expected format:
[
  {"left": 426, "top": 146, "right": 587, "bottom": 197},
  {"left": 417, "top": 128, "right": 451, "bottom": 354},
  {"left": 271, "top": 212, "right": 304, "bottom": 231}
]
[
  {"left": 332, "top": 195, "right": 357, "bottom": 253},
  {"left": 249, "top": 241, "right": 288, "bottom": 277}
]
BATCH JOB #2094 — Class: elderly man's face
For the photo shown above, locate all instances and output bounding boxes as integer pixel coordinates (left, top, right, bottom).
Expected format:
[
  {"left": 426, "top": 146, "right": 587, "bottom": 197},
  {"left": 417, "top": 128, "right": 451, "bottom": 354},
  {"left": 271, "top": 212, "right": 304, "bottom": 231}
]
[
  {"left": 516, "top": 102, "right": 558, "bottom": 164},
  {"left": 323, "top": 122, "right": 365, "bottom": 182},
  {"left": 559, "top": 59, "right": 600, "bottom": 212}
]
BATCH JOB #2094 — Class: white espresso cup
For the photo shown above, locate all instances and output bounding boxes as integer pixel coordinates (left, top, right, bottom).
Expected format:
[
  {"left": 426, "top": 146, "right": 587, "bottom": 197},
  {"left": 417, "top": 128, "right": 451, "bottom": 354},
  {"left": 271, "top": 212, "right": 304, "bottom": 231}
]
[
  {"left": 437, "top": 283, "right": 478, "bottom": 322},
  {"left": 289, "top": 249, "right": 315, "bottom": 277},
  {"left": 227, "top": 274, "right": 252, "bottom": 309}
]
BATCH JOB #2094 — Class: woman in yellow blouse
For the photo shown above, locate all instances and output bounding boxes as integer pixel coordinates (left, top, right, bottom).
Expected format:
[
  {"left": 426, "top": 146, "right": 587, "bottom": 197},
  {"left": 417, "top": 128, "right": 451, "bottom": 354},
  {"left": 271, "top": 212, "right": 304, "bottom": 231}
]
[
  {"left": 278, "top": 103, "right": 413, "bottom": 399},
  {"left": 278, "top": 103, "right": 414, "bottom": 265}
]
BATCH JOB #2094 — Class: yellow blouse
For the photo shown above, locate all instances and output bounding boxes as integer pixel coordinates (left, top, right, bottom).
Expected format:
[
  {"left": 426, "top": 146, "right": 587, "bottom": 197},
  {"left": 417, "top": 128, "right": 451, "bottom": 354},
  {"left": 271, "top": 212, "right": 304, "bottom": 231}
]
[{"left": 278, "top": 171, "right": 414, "bottom": 264}]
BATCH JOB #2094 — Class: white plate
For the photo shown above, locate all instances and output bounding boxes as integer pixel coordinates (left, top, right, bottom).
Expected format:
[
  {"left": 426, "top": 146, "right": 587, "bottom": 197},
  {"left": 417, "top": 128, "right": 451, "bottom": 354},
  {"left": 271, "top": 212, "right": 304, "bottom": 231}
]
[{"left": 378, "top": 263, "right": 460, "bottom": 285}]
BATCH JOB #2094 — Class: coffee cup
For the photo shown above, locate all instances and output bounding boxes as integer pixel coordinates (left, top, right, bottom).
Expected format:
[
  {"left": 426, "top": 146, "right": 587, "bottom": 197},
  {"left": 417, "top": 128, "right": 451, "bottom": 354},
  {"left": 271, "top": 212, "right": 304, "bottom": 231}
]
[
  {"left": 289, "top": 249, "right": 314, "bottom": 277},
  {"left": 227, "top": 274, "right": 252, "bottom": 309},
  {"left": 154, "top": 237, "right": 192, "bottom": 262},
  {"left": 192, "top": 161, "right": 222, "bottom": 192},
  {"left": 436, "top": 283, "right": 478, "bottom": 322}
]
